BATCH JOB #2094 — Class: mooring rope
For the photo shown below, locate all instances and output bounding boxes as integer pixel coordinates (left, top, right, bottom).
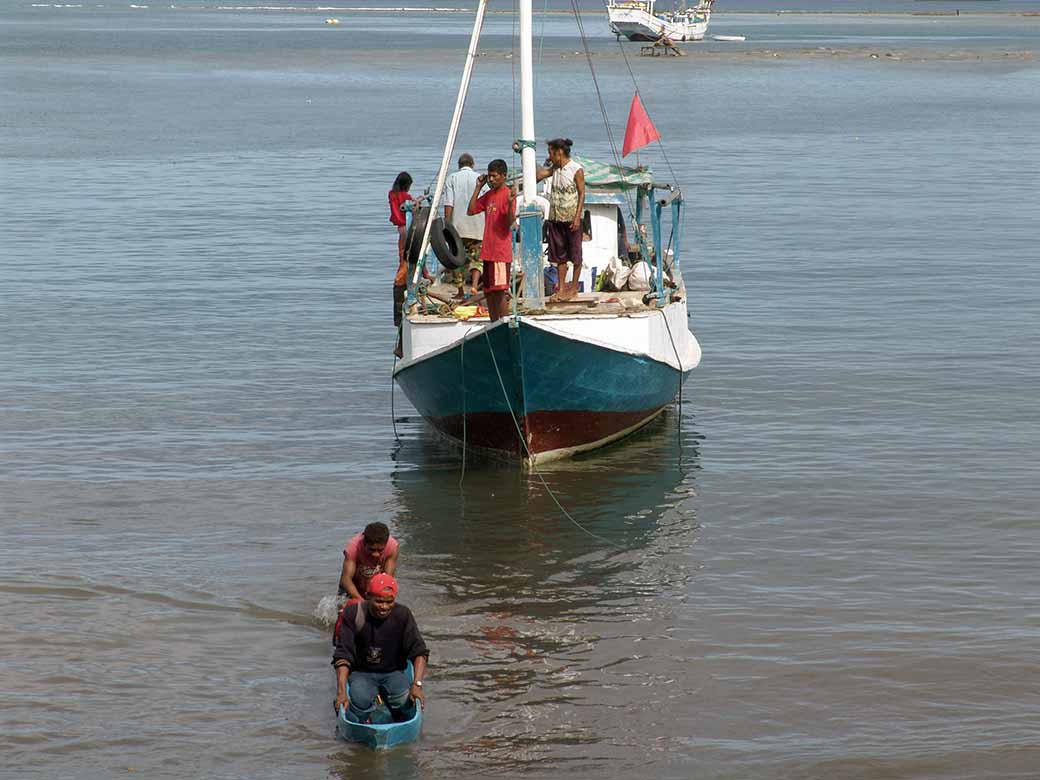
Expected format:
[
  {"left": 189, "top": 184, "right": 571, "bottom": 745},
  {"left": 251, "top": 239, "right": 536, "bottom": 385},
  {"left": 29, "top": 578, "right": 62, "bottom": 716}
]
[
  {"left": 459, "top": 331, "right": 467, "bottom": 487},
  {"left": 483, "top": 329, "right": 623, "bottom": 549},
  {"left": 658, "top": 308, "right": 684, "bottom": 426},
  {"left": 391, "top": 353, "right": 401, "bottom": 443}
]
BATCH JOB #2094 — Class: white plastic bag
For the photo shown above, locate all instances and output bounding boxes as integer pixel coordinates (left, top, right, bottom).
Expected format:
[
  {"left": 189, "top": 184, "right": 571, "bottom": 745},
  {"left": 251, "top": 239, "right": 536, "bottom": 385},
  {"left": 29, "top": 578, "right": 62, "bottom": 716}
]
[
  {"left": 599, "top": 255, "right": 630, "bottom": 292},
  {"left": 627, "top": 261, "right": 652, "bottom": 291}
]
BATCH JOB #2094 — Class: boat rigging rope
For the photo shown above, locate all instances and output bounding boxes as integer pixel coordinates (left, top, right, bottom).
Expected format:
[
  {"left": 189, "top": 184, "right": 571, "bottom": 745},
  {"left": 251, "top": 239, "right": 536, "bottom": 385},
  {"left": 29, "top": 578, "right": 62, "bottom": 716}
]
[
  {"left": 568, "top": 0, "right": 686, "bottom": 273},
  {"left": 391, "top": 354, "right": 401, "bottom": 442},
  {"left": 612, "top": 30, "right": 681, "bottom": 188},
  {"left": 483, "top": 329, "right": 624, "bottom": 550},
  {"left": 658, "top": 308, "right": 685, "bottom": 425},
  {"left": 568, "top": 0, "right": 638, "bottom": 221},
  {"left": 512, "top": 0, "right": 518, "bottom": 145},
  {"left": 459, "top": 331, "right": 467, "bottom": 486},
  {"left": 538, "top": 0, "right": 548, "bottom": 64}
]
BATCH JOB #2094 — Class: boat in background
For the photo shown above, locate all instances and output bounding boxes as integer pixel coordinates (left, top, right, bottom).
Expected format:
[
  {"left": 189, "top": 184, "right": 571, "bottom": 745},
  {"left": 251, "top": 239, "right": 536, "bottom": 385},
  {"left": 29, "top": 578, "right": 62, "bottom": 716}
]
[{"left": 607, "top": 0, "right": 714, "bottom": 43}]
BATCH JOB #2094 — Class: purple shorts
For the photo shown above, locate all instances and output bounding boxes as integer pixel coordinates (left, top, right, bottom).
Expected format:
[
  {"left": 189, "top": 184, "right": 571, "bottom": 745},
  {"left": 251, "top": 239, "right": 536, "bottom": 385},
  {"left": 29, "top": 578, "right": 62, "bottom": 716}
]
[{"left": 546, "top": 220, "right": 582, "bottom": 266}]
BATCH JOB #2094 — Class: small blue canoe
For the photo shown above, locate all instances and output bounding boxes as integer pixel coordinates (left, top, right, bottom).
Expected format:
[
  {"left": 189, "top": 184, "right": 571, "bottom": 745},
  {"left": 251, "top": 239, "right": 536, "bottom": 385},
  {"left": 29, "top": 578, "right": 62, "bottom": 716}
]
[{"left": 336, "top": 661, "right": 423, "bottom": 749}]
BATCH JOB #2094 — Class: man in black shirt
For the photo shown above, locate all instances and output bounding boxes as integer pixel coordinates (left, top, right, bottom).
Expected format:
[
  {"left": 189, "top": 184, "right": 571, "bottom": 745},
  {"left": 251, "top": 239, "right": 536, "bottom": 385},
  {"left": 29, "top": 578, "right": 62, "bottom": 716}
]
[{"left": 332, "top": 573, "right": 429, "bottom": 723}]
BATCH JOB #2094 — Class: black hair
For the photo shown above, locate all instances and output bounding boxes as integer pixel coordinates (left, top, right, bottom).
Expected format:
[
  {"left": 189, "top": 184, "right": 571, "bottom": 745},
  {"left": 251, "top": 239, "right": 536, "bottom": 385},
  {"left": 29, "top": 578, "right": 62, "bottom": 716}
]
[
  {"left": 487, "top": 158, "right": 508, "bottom": 176},
  {"left": 392, "top": 171, "right": 413, "bottom": 192},
  {"left": 458, "top": 153, "right": 474, "bottom": 168},
  {"left": 547, "top": 138, "right": 573, "bottom": 154},
  {"left": 363, "top": 522, "right": 390, "bottom": 545}
]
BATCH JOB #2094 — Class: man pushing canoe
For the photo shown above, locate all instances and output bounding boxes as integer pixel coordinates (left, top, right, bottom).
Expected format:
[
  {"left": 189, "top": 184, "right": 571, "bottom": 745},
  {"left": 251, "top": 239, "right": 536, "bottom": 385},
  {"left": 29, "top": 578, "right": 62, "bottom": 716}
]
[{"left": 338, "top": 522, "right": 399, "bottom": 602}]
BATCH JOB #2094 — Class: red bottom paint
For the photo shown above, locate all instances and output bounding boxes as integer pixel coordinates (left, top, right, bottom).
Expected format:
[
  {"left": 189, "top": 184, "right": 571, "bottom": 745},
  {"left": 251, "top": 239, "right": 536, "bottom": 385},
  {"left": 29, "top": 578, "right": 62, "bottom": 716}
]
[{"left": 429, "top": 407, "right": 663, "bottom": 457}]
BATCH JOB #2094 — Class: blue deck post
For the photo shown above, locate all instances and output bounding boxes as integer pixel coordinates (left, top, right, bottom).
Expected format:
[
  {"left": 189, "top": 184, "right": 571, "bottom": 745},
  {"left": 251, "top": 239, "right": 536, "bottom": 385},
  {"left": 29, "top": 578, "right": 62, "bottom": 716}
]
[
  {"left": 518, "top": 202, "right": 544, "bottom": 311},
  {"left": 650, "top": 187, "right": 665, "bottom": 305},
  {"left": 671, "top": 193, "right": 683, "bottom": 283},
  {"left": 634, "top": 186, "right": 646, "bottom": 263}
]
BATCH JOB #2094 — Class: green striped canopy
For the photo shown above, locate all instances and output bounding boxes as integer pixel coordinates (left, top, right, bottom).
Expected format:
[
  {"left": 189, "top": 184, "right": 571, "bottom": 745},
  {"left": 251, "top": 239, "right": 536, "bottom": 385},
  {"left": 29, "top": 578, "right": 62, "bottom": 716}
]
[
  {"left": 509, "top": 156, "right": 660, "bottom": 192},
  {"left": 572, "top": 155, "right": 658, "bottom": 192}
]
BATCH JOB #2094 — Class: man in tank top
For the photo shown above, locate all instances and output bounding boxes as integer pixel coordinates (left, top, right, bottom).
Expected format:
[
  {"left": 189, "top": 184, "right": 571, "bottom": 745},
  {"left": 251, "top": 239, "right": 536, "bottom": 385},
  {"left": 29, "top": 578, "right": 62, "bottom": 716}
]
[{"left": 536, "top": 138, "right": 586, "bottom": 301}]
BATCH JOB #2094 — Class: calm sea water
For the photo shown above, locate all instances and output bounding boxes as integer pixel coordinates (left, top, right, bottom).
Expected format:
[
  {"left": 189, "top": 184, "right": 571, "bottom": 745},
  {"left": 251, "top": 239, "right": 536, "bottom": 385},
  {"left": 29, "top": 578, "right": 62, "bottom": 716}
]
[{"left": 3, "top": 5, "right": 1040, "bottom": 779}]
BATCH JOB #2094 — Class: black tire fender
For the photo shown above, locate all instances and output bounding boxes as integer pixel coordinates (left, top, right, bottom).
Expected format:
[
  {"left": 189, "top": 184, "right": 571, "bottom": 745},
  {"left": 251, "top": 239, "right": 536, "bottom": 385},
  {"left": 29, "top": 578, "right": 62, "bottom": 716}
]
[{"left": 429, "top": 218, "right": 467, "bottom": 270}]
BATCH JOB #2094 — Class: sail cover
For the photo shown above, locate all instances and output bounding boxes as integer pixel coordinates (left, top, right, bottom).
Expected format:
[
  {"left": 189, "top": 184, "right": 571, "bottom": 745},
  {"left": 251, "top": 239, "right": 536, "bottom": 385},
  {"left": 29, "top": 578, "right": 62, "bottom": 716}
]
[
  {"left": 573, "top": 155, "right": 659, "bottom": 191},
  {"left": 511, "top": 155, "right": 662, "bottom": 193}
]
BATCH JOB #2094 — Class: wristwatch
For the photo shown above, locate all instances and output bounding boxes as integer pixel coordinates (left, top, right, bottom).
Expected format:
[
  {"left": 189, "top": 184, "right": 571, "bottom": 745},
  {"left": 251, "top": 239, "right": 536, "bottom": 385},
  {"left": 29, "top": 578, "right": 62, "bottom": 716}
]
[{"left": 413, "top": 680, "right": 423, "bottom": 687}]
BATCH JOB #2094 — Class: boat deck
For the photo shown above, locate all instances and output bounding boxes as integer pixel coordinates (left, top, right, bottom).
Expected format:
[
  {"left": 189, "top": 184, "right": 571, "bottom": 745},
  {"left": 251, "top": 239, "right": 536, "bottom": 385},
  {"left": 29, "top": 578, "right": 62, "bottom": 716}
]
[{"left": 410, "top": 282, "right": 682, "bottom": 322}]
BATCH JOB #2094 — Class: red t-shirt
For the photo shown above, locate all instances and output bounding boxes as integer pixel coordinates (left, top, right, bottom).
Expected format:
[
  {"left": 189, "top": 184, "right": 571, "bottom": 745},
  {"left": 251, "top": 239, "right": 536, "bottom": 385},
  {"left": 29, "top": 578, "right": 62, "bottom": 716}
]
[
  {"left": 388, "top": 190, "right": 413, "bottom": 227},
  {"left": 473, "top": 186, "right": 514, "bottom": 263},
  {"left": 343, "top": 532, "right": 400, "bottom": 593}
]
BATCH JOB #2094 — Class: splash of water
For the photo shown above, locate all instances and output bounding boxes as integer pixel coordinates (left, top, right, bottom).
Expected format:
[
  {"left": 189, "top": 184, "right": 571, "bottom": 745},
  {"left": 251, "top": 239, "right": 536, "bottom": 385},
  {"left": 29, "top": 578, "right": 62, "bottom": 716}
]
[{"left": 314, "top": 593, "right": 347, "bottom": 628}]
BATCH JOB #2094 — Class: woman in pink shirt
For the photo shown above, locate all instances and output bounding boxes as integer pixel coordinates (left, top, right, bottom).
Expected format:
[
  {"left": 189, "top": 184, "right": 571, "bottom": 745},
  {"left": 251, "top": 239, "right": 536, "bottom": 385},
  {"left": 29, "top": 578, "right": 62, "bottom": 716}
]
[{"left": 389, "top": 172, "right": 414, "bottom": 329}]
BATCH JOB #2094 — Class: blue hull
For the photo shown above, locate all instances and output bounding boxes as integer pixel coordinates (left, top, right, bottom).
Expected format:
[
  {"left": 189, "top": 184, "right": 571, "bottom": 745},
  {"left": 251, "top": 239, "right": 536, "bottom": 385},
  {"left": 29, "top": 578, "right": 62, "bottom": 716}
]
[
  {"left": 336, "top": 661, "right": 422, "bottom": 749},
  {"left": 394, "top": 319, "right": 687, "bottom": 459},
  {"left": 336, "top": 707, "right": 422, "bottom": 750}
]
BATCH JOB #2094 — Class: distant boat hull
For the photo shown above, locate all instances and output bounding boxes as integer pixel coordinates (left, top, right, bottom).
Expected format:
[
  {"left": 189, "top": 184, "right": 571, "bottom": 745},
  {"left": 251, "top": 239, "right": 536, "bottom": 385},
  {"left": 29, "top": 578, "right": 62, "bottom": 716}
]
[
  {"left": 394, "top": 300, "right": 700, "bottom": 464},
  {"left": 608, "top": 3, "right": 712, "bottom": 42}
]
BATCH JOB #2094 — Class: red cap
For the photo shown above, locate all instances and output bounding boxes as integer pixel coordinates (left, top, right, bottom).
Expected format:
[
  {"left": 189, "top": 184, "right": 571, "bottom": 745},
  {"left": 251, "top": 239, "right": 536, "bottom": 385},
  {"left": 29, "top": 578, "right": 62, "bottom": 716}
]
[{"left": 366, "top": 573, "right": 398, "bottom": 598}]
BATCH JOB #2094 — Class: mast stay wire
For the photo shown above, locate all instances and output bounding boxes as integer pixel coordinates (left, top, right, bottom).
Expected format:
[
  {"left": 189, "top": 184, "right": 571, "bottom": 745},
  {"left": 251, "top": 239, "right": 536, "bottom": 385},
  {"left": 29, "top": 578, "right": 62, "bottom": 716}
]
[
  {"left": 612, "top": 26, "right": 681, "bottom": 188},
  {"left": 569, "top": 1, "right": 689, "bottom": 447},
  {"left": 512, "top": 0, "right": 518, "bottom": 143},
  {"left": 568, "top": 0, "right": 638, "bottom": 221},
  {"left": 538, "top": 0, "right": 549, "bottom": 64},
  {"left": 569, "top": 0, "right": 686, "bottom": 265},
  {"left": 409, "top": 0, "right": 490, "bottom": 290}
]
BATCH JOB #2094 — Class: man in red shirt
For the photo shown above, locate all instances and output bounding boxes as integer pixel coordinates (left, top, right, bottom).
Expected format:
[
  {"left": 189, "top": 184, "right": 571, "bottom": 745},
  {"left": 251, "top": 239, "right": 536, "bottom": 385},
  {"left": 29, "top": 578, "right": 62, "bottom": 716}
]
[
  {"left": 467, "top": 158, "right": 516, "bottom": 322},
  {"left": 338, "top": 522, "right": 400, "bottom": 601}
]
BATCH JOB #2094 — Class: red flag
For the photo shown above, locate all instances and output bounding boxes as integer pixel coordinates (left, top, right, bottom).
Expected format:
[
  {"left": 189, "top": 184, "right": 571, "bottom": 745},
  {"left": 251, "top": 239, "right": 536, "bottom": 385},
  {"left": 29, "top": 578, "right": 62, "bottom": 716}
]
[{"left": 622, "top": 93, "right": 661, "bottom": 158}]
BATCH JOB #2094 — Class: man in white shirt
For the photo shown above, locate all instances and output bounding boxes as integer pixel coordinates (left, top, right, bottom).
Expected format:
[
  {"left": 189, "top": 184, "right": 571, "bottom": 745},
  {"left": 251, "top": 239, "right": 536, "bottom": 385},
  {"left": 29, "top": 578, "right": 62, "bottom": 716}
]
[{"left": 443, "top": 154, "right": 485, "bottom": 297}]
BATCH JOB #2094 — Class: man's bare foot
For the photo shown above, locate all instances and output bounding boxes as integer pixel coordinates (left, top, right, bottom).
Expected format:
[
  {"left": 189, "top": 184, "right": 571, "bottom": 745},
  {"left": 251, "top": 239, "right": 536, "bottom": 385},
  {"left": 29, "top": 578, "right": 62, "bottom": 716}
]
[{"left": 555, "top": 286, "right": 577, "bottom": 302}]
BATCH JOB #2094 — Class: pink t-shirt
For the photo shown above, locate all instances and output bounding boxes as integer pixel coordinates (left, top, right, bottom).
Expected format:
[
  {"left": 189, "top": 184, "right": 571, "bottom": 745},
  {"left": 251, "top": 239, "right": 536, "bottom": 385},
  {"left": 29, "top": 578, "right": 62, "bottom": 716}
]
[
  {"left": 388, "top": 190, "right": 413, "bottom": 227},
  {"left": 343, "top": 532, "right": 399, "bottom": 592}
]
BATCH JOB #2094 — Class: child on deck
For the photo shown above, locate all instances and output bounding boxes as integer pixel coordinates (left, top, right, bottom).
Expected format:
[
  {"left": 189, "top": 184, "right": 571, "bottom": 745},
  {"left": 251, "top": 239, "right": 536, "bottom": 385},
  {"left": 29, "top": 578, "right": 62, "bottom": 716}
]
[{"left": 467, "top": 159, "right": 517, "bottom": 322}]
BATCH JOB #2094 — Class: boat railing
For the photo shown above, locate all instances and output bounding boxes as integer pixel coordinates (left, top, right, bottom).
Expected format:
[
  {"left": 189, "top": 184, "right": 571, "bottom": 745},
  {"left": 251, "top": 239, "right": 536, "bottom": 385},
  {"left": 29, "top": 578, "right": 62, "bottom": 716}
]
[{"left": 607, "top": 0, "right": 656, "bottom": 11}]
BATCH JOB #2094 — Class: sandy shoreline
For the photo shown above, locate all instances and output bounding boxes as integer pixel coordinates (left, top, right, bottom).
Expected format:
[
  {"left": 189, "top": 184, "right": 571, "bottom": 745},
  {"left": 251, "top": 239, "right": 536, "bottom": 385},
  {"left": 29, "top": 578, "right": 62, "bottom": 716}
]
[
  {"left": 172, "top": 6, "right": 1040, "bottom": 15},
  {"left": 483, "top": 46, "right": 1039, "bottom": 62}
]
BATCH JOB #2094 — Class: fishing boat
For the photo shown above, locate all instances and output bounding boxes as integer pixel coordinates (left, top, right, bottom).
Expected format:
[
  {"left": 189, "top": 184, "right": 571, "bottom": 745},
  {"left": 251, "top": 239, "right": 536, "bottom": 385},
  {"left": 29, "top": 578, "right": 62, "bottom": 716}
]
[
  {"left": 336, "top": 661, "right": 423, "bottom": 749},
  {"left": 607, "top": 0, "right": 714, "bottom": 43},
  {"left": 392, "top": 0, "right": 702, "bottom": 465}
]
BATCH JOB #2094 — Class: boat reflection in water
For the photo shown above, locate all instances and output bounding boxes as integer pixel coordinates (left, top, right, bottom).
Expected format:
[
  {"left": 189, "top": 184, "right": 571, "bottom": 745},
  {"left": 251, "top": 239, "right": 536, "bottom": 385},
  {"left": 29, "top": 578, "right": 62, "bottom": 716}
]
[
  {"left": 390, "top": 408, "right": 703, "bottom": 595},
  {"left": 376, "top": 410, "right": 703, "bottom": 753}
]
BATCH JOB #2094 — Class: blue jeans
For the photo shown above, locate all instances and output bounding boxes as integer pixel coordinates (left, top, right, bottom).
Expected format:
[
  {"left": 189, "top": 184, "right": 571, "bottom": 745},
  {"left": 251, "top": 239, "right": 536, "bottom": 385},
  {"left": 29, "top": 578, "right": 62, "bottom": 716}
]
[{"left": 347, "top": 670, "right": 412, "bottom": 723}]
